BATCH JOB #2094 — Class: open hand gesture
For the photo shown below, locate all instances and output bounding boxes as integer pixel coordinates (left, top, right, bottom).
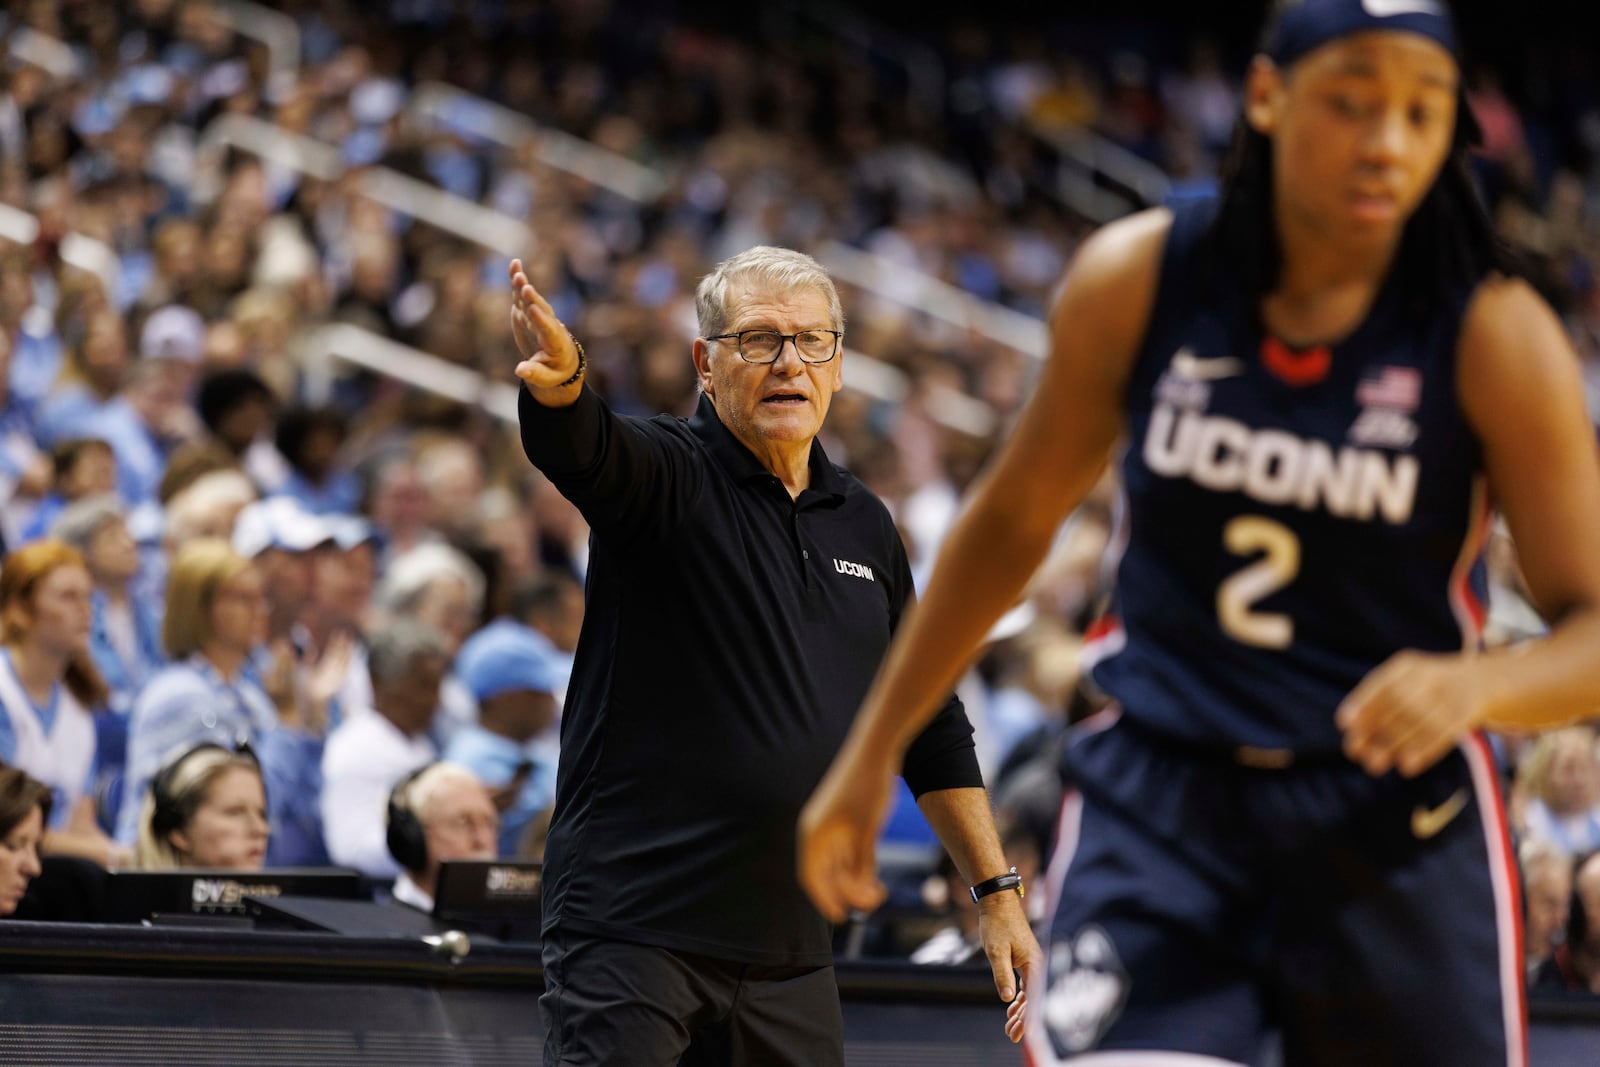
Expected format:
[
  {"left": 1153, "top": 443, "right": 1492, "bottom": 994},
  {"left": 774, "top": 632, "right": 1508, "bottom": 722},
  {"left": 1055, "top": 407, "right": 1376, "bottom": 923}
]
[{"left": 508, "top": 259, "right": 582, "bottom": 392}]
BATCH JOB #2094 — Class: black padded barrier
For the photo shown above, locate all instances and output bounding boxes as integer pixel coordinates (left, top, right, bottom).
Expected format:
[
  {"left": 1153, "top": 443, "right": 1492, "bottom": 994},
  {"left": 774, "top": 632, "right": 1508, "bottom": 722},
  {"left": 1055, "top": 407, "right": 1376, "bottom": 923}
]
[{"left": 0, "top": 923, "right": 1594, "bottom": 1066}]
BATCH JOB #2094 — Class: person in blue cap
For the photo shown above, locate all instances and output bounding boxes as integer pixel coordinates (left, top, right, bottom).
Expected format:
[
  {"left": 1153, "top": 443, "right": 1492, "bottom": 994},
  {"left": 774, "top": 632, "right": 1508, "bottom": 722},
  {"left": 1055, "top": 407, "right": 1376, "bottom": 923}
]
[
  {"left": 801, "top": 1, "right": 1600, "bottom": 1063},
  {"left": 442, "top": 619, "right": 562, "bottom": 858}
]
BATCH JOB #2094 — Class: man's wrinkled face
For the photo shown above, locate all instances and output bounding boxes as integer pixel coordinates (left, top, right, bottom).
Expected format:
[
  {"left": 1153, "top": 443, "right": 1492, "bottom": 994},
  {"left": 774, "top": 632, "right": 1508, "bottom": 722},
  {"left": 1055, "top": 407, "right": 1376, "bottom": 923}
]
[{"left": 696, "top": 284, "right": 842, "bottom": 455}]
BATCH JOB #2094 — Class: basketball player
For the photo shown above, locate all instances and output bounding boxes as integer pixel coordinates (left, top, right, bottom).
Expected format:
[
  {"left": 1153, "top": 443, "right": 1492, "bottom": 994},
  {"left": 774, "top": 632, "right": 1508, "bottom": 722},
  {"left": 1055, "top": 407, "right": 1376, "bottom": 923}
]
[{"left": 799, "top": 1, "right": 1600, "bottom": 1063}]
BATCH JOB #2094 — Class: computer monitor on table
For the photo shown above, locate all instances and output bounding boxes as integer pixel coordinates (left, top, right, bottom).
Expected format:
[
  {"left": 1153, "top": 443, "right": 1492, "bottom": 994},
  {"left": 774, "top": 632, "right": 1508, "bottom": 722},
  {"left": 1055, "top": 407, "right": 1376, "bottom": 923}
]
[
  {"left": 103, "top": 868, "right": 365, "bottom": 924},
  {"left": 432, "top": 860, "right": 542, "bottom": 942}
]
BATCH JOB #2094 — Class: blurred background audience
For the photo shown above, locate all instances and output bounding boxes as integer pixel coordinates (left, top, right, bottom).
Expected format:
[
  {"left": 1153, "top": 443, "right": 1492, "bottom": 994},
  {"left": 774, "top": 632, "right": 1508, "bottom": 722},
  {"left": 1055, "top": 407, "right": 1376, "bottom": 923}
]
[{"left": 0, "top": 0, "right": 1595, "bottom": 988}]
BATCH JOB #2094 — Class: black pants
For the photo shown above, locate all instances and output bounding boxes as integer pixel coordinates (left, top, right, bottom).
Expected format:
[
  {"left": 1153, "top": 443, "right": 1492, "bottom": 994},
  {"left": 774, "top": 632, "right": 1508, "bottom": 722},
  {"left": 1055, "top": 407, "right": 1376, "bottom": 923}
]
[{"left": 540, "top": 930, "right": 844, "bottom": 1067}]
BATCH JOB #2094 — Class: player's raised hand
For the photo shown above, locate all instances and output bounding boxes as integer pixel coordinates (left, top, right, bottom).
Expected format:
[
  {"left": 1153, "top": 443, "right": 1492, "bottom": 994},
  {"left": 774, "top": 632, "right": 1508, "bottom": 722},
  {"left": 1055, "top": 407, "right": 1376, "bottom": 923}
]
[
  {"left": 508, "top": 259, "right": 582, "bottom": 392},
  {"left": 797, "top": 751, "right": 893, "bottom": 924},
  {"left": 1336, "top": 650, "right": 1489, "bottom": 777}
]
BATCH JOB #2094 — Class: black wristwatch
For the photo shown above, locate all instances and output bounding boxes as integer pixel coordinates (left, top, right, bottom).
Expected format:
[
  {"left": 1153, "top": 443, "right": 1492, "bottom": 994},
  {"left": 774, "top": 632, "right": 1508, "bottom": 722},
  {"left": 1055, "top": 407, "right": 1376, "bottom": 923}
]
[{"left": 970, "top": 866, "right": 1025, "bottom": 903}]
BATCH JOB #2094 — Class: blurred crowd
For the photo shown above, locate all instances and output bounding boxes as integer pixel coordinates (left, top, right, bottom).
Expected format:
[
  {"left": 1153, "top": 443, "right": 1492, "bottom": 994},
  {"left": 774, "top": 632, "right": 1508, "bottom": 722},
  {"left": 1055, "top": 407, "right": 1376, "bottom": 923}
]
[{"left": 1, "top": 0, "right": 1599, "bottom": 991}]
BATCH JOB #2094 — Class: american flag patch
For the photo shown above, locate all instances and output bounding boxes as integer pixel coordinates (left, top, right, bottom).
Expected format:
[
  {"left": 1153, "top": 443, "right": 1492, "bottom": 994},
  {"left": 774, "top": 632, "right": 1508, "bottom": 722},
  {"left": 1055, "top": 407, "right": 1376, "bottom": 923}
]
[{"left": 1356, "top": 366, "right": 1422, "bottom": 412}]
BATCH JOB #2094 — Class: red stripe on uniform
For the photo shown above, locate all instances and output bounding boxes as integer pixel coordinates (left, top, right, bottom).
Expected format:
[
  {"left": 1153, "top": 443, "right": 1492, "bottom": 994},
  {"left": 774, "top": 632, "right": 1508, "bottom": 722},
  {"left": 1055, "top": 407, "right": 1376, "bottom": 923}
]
[
  {"left": 1448, "top": 480, "right": 1493, "bottom": 648},
  {"left": 1024, "top": 791, "right": 1086, "bottom": 1067},
  {"left": 1464, "top": 732, "right": 1528, "bottom": 1067},
  {"left": 1084, "top": 615, "right": 1120, "bottom": 644}
]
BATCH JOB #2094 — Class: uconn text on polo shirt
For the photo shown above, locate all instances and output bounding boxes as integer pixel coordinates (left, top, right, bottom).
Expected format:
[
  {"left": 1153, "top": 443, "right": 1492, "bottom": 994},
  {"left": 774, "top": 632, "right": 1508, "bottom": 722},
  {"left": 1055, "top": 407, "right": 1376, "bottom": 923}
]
[{"left": 519, "top": 386, "right": 979, "bottom": 967}]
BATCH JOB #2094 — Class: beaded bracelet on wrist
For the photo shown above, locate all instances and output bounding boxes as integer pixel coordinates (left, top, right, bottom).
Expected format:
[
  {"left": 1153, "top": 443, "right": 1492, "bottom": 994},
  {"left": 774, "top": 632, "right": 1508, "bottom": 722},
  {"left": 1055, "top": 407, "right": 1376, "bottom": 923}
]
[{"left": 559, "top": 340, "right": 588, "bottom": 388}]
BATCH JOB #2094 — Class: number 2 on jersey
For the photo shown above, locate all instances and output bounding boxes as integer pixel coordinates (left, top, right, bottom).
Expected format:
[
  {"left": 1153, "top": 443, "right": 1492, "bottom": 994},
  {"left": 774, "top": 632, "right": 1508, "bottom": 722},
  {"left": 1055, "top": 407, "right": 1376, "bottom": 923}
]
[{"left": 1217, "top": 516, "right": 1300, "bottom": 649}]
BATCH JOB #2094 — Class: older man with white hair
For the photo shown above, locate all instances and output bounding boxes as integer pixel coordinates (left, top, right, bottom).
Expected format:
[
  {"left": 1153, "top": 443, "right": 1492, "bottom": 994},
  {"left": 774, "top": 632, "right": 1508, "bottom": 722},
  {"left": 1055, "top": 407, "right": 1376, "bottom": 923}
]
[
  {"left": 384, "top": 761, "right": 499, "bottom": 914},
  {"left": 510, "top": 247, "right": 1036, "bottom": 1065}
]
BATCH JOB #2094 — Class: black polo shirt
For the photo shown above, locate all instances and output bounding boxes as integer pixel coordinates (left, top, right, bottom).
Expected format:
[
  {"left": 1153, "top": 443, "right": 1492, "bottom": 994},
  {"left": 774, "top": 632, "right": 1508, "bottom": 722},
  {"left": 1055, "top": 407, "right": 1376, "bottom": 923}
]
[{"left": 519, "top": 386, "right": 981, "bottom": 967}]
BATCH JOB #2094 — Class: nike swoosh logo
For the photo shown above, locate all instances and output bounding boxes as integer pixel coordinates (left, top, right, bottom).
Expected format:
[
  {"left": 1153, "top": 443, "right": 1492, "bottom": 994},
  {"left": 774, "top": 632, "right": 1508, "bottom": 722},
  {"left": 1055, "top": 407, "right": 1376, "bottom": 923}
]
[
  {"left": 1170, "top": 349, "right": 1244, "bottom": 381},
  {"left": 1411, "top": 788, "right": 1470, "bottom": 840},
  {"left": 1361, "top": 0, "right": 1444, "bottom": 17}
]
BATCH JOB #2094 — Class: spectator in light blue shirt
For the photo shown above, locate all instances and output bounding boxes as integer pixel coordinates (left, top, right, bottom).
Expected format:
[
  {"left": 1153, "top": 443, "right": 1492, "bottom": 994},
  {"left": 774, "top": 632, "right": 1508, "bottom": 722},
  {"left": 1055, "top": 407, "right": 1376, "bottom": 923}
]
[
  {"left": 441, "top": 620, "right": 562, "bottom": 858},
  {"left": 119, "top": 539, "right": 338, "bottom": 867}
]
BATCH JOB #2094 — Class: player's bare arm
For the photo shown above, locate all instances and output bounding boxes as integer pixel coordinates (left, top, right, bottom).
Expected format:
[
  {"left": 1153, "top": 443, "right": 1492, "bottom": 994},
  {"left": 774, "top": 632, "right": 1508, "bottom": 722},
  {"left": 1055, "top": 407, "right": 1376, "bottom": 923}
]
[
  {"left": 1338, "top": 277, "right": 1600, "bottom": 775},
  {"left": 839, "top": 206, "right": 1167, "bottom": 764},
  {"left": 798, "top": 208, "right": 1169, "bottom": 924}
]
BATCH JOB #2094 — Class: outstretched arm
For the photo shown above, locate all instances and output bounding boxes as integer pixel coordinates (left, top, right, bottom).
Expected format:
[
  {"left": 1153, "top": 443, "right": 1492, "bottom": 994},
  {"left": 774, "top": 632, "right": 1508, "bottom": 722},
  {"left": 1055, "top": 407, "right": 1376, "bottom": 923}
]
[
  {"left": 509, "top": 260, "right": 703, "bottom": 533},
  {"left": 797, "top": 209, "right": 1170, "bottom": 922}
]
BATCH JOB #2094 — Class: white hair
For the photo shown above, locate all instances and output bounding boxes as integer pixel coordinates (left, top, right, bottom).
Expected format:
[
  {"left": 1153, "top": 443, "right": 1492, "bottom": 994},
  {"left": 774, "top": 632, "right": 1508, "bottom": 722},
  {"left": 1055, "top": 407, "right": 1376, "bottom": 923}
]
[
  {"left": 1519, "top": 836, "right": 1571, "bottom": 885},
  {"left": 164, "top": 470, "right": 258, "bottom": 545},
  {"left": 415, "top": 438, "right": 481, "bottom": 492},
  {"left": 49, "top": 493, "right": 125, "bottom": 552},
  {"left": 694, "top": 246, "right": 844, "bottom": 340},
  {"left": 375, "top": 543, "right": 485, "bottom": 618},
  {"left": 367, "top": 618, "right": 452, "bottom": 688},
  {"left": 402, "top": 761, "right": 486, "bottom": 826}
]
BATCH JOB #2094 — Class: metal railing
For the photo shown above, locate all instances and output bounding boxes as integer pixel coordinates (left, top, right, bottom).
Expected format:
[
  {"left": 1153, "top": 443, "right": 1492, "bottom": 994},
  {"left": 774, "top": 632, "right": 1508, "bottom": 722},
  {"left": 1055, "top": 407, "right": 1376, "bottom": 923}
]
[
  {"left": 406, "top": 86, "right": 1042, "bottom": 362},
  {"left": 301, "top": 323, "right": 523, "bottom": 424},
  {"left": 818, "top": 241, "right": 1048, "bottom": 360},
  {"left": 1034, "top": 125, "right": 1173, "bottom": 224},
  {"left": 192, "top": 50, "right": 1020, "bottom": 422},
  {"left": 213, "top": 0, "right": 300, "bottom": 81},
  {"left": 4, "top": 27, "right": 82, "bottom": 81},
  {"left": 409, "top": 83, "right": 667, "bottom": 204},
  {"left": 192, "top": 115, "right": 532, "bottom": 258},
  {"left": 0, "top": 204, "right": 121, "bottom": 296},
  {"left": 837, "top": 348, "right": 996, "bottom": 438},
  {"left": 161, "top": 113, "right": 1005, "bottom": 438}
]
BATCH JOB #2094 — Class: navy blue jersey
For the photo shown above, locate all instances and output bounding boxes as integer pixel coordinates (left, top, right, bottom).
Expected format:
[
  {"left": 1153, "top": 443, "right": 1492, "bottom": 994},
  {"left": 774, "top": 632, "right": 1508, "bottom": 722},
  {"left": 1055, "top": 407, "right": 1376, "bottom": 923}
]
[{"left": 1090, "top": 199, "right": 1493, "bottom": 753}]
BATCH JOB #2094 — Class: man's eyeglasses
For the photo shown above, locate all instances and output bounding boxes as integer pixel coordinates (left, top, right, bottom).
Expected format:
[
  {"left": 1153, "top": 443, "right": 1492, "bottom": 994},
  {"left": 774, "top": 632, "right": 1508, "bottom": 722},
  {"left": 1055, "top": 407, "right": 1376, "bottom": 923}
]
[{"left": 707, "top": 329, "right": 841, "bottom": 365}]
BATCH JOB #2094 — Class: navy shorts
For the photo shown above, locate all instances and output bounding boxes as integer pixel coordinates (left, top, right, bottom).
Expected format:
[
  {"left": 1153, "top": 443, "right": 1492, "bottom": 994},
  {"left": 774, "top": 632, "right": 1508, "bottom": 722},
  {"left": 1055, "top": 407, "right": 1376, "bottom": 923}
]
[{"left": 1023, "top": 713, "right": 1526, "bottom": 1067}]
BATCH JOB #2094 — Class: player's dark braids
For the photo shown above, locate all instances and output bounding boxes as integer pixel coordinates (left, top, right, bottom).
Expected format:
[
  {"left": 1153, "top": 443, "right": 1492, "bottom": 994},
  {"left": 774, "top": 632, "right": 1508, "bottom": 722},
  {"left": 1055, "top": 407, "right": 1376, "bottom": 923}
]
[{"left": 1206, "top": 0, "right": 1519, "bottom": 324}]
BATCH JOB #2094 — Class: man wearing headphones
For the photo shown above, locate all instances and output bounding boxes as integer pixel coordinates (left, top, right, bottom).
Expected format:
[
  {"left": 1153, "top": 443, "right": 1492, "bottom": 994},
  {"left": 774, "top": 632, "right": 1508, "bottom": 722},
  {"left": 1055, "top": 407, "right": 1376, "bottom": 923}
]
[
  {"left": 385, "top": 761, "right": 499, "bottom": 913},
  {"left": 1532, "top": 849, "right": 1600, "bottom": 995}
]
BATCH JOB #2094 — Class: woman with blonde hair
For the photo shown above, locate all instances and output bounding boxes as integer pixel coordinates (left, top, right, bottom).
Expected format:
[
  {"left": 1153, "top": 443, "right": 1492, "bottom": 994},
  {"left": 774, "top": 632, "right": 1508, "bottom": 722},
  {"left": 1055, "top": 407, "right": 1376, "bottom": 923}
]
[
  {"left": 135, "top": 741, "right": 269, "bottom": 870},
  {"left": 1516, "top": 727, "right": 1600, "bottom": 857},
  {"left": 118, "top": 539, "right": 336, "bottom": 866},
  {"left": 0, "top": 539, "right": 122, "bottom": 866}
]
